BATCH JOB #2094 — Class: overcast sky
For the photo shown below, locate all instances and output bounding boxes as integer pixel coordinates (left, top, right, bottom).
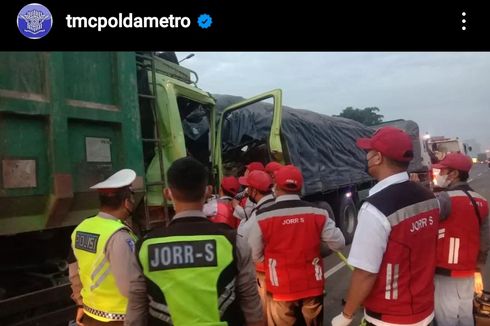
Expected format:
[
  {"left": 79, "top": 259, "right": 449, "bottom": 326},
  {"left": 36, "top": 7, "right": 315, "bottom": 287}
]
[{"left": 176, "top": 52, "right": 490, "bottom": 153}]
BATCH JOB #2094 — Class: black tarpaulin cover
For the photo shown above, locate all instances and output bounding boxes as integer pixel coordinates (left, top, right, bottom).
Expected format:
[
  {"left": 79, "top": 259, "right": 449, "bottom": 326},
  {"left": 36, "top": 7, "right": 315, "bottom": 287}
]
[{"left": 214, "top": 94, "right": 374, "bottom": 196}]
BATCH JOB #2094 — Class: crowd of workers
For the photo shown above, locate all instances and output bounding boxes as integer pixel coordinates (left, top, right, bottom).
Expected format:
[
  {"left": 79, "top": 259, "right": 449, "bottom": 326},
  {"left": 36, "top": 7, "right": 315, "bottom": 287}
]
[{"left": 68, "top": 126, "right": 489, "bottom": 326}]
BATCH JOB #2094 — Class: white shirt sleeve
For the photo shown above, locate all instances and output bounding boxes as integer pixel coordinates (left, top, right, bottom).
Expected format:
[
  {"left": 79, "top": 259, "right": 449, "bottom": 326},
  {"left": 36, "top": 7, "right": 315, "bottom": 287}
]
[
  {"left": 321, "top": 216, "right": 346, "bottom": 251},
  {"left": 348, "top": 202, "right": 391, "bottom": 274},
  {"left": 247, "top": 216, "right": 264, "bottom": 263}
]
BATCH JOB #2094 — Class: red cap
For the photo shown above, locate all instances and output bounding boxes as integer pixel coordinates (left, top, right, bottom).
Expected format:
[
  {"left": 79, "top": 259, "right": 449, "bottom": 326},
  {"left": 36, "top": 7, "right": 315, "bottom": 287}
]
[
  {"left": 265, "top": 162, "right": 283, "bottom": 174},
  {"left": 239, "top": 170, "right": 272, "bottom": 192},
  {"left": 246, "top": 162, "right": 265, "bottom": 172},
  {"left": 274, "top": 165, "right": 303, "bottom": 192},
  {"left": 432, "top": 153, "right": 473, "bottom": 172},
  {"left": 221, "top": 176, "right": 240, "bottom": 196},
  {"left": 356, "top": 127, "right": 414, "bottom": 162}
]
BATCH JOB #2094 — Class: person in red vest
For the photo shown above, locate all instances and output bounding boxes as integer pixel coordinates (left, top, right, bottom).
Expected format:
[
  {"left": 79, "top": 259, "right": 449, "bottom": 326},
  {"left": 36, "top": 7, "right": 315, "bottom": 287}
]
[
  {"left": 249, "top": 164, "right": 345, "bottom": 326},
  {"left": 238, "top": 170, "right": 276, "bottom": 323},
  {"left": 332, "top": 127, "right": 440, "bottom": 326},
  {"left": 234, "top": 162, "right": 266, "bottom": 221},
  {"left": 432, "top": 153, "right": 489, "bottom": 326},
  {"left": 205, "top": 176, "right": 241, "bottom": 228}
]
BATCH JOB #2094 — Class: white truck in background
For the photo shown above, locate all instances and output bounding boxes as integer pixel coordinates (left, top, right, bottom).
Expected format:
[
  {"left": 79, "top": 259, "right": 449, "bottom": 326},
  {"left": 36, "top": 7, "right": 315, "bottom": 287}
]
[{"left": 427, "top": 136, "right": 472, "bottom": 162}]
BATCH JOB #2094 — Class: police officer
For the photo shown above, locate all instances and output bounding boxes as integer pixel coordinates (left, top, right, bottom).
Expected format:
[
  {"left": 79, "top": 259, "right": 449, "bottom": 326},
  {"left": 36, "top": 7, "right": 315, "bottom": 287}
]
[
  {"left": 125, "top": 157, "right": 264, "bottom": 326},
  {"left": 69, "top": 169, "right": 139, "bottom": 326},
  {"left": 248, "top": 164, "right": 345, "bottom": 326},
  {"left": 432, "top": 153, "right": 489, "bottom": 326},
  {"left": 332, "top": 127, "right": 440, "bottom": 326}
]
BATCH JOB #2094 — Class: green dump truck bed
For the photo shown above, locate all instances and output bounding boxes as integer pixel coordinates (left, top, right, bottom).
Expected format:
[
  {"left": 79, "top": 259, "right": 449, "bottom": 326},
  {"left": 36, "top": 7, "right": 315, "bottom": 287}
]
[{"left": 0, "top": 52, "right": 145, "bottom": 235}]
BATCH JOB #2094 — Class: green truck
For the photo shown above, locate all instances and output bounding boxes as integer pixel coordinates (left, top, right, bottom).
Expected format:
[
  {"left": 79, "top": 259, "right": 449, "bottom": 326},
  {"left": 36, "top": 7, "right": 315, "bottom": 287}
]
[
  {"left": 0, "top": 52, "right": 286, "bottom": 324},
  {"left": 0, "top": 52, "right": 372, "bottom": 324}
]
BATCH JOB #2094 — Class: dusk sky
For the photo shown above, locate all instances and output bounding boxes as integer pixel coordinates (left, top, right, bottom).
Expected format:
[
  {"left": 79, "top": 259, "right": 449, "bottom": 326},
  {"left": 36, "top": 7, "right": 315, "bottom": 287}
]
[{"left": 177, "top": 52, "right": 490, "bottom": 154}]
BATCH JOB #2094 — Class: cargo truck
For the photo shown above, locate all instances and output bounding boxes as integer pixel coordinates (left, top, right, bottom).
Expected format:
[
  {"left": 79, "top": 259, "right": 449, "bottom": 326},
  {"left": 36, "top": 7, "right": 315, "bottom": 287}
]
[{"left": 0, "top": 52, "right": 373, "bottom": 324}]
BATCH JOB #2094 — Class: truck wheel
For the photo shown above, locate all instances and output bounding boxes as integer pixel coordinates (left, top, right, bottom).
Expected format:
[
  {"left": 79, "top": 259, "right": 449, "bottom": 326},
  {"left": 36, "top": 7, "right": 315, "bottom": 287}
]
[{"left": 337, "top": 196, "right": 358, "bottom": 244}]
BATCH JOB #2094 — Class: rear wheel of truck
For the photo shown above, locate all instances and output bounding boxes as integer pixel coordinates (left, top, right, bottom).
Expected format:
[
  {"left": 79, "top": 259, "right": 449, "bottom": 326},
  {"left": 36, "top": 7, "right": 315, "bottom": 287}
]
[{"left": 336, "top": 195, "right": 358, "bottom": 245}]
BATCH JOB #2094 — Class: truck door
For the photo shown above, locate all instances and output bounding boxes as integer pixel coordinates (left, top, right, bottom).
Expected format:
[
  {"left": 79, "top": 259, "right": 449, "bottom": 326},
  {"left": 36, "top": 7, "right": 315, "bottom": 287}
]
[{"left": 213, "top": 89, "right": 284, "bottom": 184}]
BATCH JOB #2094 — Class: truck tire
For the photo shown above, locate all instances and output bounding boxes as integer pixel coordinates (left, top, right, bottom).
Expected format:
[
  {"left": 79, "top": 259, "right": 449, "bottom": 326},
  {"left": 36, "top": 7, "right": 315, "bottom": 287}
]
[{"left": 336, "top": 195, "right": 358, "bottom": 245}]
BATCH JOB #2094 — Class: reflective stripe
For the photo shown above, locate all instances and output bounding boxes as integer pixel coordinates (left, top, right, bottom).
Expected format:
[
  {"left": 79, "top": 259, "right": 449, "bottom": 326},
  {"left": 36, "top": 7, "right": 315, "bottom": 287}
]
[
  {"left": 218, "top": 278, "right": 236, "bottom": 316},
  {"left": 448, "top": 237, "right": 460, "bottom": 264},
  {"left": 91, "top": 256, "right": 108, "bottom": 280},
  {"left": 438, "top": 228, "right": 445, "bottom": 239},
  {"left": 258, "top": 206, "right": 328, "bottom": 221},
  {"left": 386, "top": 198, "right": 439, "bottom": 227},
  {"left": 148, "top": 296, "right": 172, "bottom": 324},
  {"left": 385, "top": 263, "right": 392, "bottom": 300},
  {"left": 312, "top": 257, "right": 322, "bottom": 281},
  {"left": 90, "top": 265, "right": 111, "bottom": 291},
  {"left": 83, "top": 304, "right": 125, "bottom": 321},
  {"left": 269, "top": 258, "right": 279, "bottom": 286},
  {"left": 393, "top": 264, "right": 399, "bottom": 300},
  {"left": 149, "top": 307, "right": 173, "bottom": 324},
  {"left": 149, "top": 296, "right": 170, "bottom": 314}
]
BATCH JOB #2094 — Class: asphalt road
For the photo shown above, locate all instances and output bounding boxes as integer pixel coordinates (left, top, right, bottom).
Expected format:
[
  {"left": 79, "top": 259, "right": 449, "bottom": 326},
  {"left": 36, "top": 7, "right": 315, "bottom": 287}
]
[{"left": 323, "top": 163, "right": 490, "bottom": 325}]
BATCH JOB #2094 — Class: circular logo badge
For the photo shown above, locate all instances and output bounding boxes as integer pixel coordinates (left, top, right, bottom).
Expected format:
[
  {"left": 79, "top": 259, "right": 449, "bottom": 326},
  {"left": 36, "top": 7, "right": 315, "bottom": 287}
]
[{"left": 17, "top": 3, "right": 53, "bottom": 39}]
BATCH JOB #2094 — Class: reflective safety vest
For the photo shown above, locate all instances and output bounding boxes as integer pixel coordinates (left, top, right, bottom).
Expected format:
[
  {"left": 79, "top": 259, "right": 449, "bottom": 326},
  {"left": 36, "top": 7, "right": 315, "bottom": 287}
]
[
  {"left": 363, "top": 181, "right": 440, "bottom": 325},
  {"left": 137, "top": 216, "right": 243, "bottom": 326},
  {"left": 256, "top": 199, "right": 327, "bottom": 301},
  {"left": 71, "top": 216, "right": 135, "bottom": 322},
  {"left": 436, "top": 186, "right": 489, "bottom": 277},
  {"left": 210, "top": 199, "right": 240, "bottom": 229}
]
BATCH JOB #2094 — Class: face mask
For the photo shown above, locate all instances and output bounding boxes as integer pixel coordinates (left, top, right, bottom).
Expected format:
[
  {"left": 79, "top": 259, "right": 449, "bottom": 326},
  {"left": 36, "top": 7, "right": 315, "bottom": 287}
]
[
  {"left": 248, "top": 189, "right": 257, "bottom": 204},
  {"left": 434, "top": 174, "right": 450, "bottom": 188},
  {"left": 365, "top": 153, "right": 377, "bottom": 175}
]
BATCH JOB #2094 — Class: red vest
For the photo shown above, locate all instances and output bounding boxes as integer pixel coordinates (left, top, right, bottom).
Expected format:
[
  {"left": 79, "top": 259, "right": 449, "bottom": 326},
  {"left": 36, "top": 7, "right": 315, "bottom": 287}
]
[
  {"left": 257, "top": 198, "right": 326, "bottom": 301},
  {"left": 436, "top": 188, "right": 489, "bottom": 277},
  {"left": 209, "top": 199, "right": 240, "bottom": 229},
  {"left": 363, "top": 181, "right": 440, "bottom": 324}
]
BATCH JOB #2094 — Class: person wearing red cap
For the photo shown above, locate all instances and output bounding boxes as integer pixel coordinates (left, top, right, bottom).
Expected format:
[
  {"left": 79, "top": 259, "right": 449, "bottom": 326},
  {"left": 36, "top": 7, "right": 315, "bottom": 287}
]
[
  {"left": 233, "top": 162, "right": 266, "bottom": 221},
  {"left": 238, "top": 170, "right": 276, "bottom": 323},
  {"left": 204, "top": 176, "right": 241, "bottom": 228},
  {"left": 431, "top": 153, "right": 489, "bottom": 326},
  {"left": 333, "top": 127, "right": 440, "bottom": 326},
  {"left": 69, "top": 169, "right": 139, "bottom": 326},
  {"left": 249, "top": 164, "right": 345, "bottom": 326}
]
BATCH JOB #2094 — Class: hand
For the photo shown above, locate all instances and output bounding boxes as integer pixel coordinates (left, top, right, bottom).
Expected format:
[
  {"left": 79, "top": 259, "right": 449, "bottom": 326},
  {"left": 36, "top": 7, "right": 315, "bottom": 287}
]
[
  {"left": 475, "top": 272, "right": 484, "bottom": 294},
  {"left": 232, "top": 199, "right": 240, "bottom": 208},
  {"left": 76, "top": 307, "right": 85, "bottom": 326},
  {"left": 332, "top": 312, "right": 353, "bottom": 326}
]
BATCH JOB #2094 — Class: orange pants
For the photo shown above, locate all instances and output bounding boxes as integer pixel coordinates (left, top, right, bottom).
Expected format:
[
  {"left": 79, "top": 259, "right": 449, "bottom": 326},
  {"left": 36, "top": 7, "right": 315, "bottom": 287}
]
[{"left": 267, "top": 295, "right": 323, "bottom": 326}]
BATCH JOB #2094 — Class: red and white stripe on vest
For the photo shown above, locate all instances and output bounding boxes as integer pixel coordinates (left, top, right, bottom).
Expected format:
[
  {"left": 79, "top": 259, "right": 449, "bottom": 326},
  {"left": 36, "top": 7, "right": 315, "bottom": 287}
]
[
  {"left": 256, "top": 199, "right": 327, "bottom": 301},
  {"left": 209, "top": 199, "right": 240, "bottom": 229},
  {"left": 436, "top": 188, "right": 489, "bottom": 277},
  {"left": 363, "top": 181, "right": 440, "bottom": 324}
]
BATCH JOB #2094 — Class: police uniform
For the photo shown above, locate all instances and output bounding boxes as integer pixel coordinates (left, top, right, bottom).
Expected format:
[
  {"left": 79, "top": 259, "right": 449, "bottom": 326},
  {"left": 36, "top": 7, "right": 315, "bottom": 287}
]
[
  {"left": 125, "top": 210, "right": 263, "bottom": 326},
  {"left": 69, "top": 169, "right": 139, "bottom": 325}
]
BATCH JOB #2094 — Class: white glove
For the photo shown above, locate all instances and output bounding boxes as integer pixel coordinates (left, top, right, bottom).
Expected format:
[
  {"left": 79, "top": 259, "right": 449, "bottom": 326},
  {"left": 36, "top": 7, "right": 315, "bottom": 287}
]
[{"left": 331, "top": 312, "right": 353, "bottom": 326}]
